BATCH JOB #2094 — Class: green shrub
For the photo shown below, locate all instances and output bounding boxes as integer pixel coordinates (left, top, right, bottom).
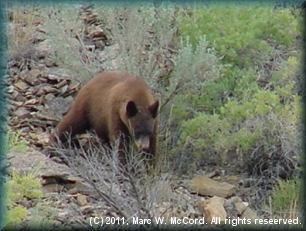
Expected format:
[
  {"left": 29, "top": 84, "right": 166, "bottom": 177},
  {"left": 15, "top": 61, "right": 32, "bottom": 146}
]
[
  {"left": 177, "top": 84, "right": 301, "bottom": 173},
  {"left": 5, "top": 171, "right": 43, "bottom": 228},
  {"left": 172, "top": 54, "right": 302, "bottom": 174},
  {"left": 7, "top": 130, "right": 28, "bottom": 152},
  {"left": 179, "top": 3, "right": 301, "bottom": 69},
  {"left": 271, "top": 178, "right": 303, "bottom": 219},
  {"left": 170, "top": 3, "right": 303, "bottom": 175},
  {"left": 177, "top": 3, "right": 302, "bottom": 111}
]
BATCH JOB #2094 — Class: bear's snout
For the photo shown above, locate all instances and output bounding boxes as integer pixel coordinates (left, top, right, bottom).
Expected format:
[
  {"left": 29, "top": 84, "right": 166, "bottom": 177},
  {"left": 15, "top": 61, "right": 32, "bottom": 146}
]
[{"left": 134, "top": 136, "right": 151, "bottom": 152}]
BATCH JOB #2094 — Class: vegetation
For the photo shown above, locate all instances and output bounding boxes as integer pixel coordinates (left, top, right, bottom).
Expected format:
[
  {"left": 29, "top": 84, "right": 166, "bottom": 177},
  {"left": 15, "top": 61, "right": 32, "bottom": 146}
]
[
  {"left": 3, "top": 130, "right": 46, "bottom": 229},
  {"left": 172, "top": 2, "right": 304, "bottom": 220},
  {"left": 171, "top": 2, "right": 303, "bottom": 177},
  {"left": 43, "top": 5, "right": 102, "bottom": 84},
  {"left": 53, "top": 135, "right": 176, "bottom": 229},
  {"left": 4, "top": 171, "right": 43, "bottom": 229},
  {"left": 7, "top": 4, "right": 39, "bottom": 60},
  {"left": 271, "top": 178, "right": 303, "bottom": 219},
  {"left": 7, "top": 129, "right": 28, "bottom": 152}
]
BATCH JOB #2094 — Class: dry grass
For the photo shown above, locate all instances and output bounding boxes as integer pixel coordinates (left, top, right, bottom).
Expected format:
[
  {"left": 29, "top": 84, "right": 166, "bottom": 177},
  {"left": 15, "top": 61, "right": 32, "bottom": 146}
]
[
  {"left": 51, "top": 133, "right": 177, "bottom": 228},
  {"left": 8, "top": 5, "right": 39, "bottom": 60}
]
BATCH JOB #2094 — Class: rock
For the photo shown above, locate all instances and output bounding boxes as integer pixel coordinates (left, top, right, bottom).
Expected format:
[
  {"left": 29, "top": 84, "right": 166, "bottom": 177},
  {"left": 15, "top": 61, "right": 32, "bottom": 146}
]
[
  {"left": 41, "top": 68, "right": 73, "bottom": 83},
  {"left": 31, "top": 31, "right": 46, "bottom": 44},
  {"left": 67, "top": 187, "right": 78, "bottom": 194},
  {"left": 36, "top": 27, "right": 46, "bottom": 34},
  {"left": 26, "top": 118, "right": 53, "bottom": 128},
  {"left": 45, "top": 93, "right": 55, "bottom": 101},
  {"left": 188, "top": 175, "right": 236, "bottom": 197},
  {"left": 10, "top": 101, "right": 24, "bottom": 107},
  {"left": 62, "top": 83, "right": 80, "bottom": 97},
  {"left": 88, "top": 27, "right": 106, "bottom": 39},
  {"left": 8, "top": 149, "right": 100, "bottom": 199},
  {"left": 222, "top": 175, "right": 240, "bottom": 185},
  {"left": 36, "top": 110, "right": 61, "bottom": 121},
  {"left": 65, "top": 176, "right": 99, "bottom": 198},
  {"left": 13, "top": 107, "right": 31, "bottom": 119},
  {"left": 45, "top": 97, "right": 74, "bottom": 116},
  {"left": 8, "top": 148, "right": 78, "bottom": 182},
  {"left": 240, "top": 207, "right": 258, "bottom": 221},
  {"left": 24, "top": 87, "right": 38, "bottom": 97},
  {"left": 33, "top": 39, "right": 52, "bottom": 60},
  {"left": 7, "top": 85, "right": 15, "bottom": 93},
  {"left": 154, "top": 180, "right": 174, "bottom": 203},
  {"left": 13, "top": 92, "right": 27, "bottom": 102},
  {"left": 19, "top": 70, "right": 42, "bottom": 86},
  {"left": 44, "top": 57, "right": 56, "bottom": 67},
  {"left": 80, "top": 205, "right": 93, "bottom": 211},
  {"left": 93, "top": 40, "right": 105, "bottom": 50},
  {"left": 43, "top": 183, "right": 65, "bottom": 193},
  {"left": 36, "top": 84, "right": 60, "bottom": 96},
  {"left": 29, "top": 68, "right": 42, "bottom": 79},
  {"left": 197, "top": 197, "right": 227, "bottom": 224},
  {"left": 24, "top": 99, "right": 39, "bottom": 105},
  {"left": 225, "top": 196, "right": 248, "bottom": 216},
  {"left": 76, "top": 193, "right": 88, "bottom": 206},
  {"left": 14, "top": 81, "right": 29, "bottom": 92},
  {"left": 85, "top": 44, "right": 95, "bottom": 51},
  {"left": 74, "top": 180, "right": 99, "bottom": 197},
  {"left": 35, "top": 132, "right": 52, "bottom": 146},
  {"left": 98, "top": 43, "right": 120, "bottom": 62},
  {"left": 56, "top": 79, "right": 69, "bottom": 89},
  {"left": 207, "top": 170, "right": 220, "bottom": 178}
]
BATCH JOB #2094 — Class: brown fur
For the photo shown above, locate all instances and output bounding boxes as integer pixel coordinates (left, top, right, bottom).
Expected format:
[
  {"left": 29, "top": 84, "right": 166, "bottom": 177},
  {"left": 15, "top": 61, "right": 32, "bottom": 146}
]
[{"left": 50, "top": 71, "right": 159, "bottom": 164}]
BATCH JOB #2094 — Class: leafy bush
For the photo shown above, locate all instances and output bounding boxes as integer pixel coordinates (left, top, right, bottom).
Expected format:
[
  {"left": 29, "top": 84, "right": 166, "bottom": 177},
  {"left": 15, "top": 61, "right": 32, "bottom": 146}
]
[
  {"left": 2, "top": 129, "right": 42, "bottom": 228},
  {"left": 178, "top": 87, "right": 301, "bottom": 174},
  {"left": 171, "top": 3, "right": 303, "bottom": 175},
  {"left": 179, "top": 3, "right": 301, "bottom": 69},
  {"left": 7, "top": 129, "right": 28, "bottom": 152},
  {"left": 5, "top": 171, "right": 43, "bottom": 228},
  {"left": 271, "top": 178, "right": 303, "bottom": 219},
  {"left": 178, "top": 3, "right": 303, "bottom": 114}
]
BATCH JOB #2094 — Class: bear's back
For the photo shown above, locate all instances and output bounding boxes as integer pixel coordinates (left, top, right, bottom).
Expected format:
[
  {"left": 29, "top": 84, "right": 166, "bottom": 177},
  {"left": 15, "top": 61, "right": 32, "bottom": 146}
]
[
  {"left": 88, "top": 71, "right": 131, "bottom": 89},
  {"left": 89, "top": 71, "right": 154, "bottom": 106},
  {"left": 112, "top": 74, "right": 155, "bottom": 107}
]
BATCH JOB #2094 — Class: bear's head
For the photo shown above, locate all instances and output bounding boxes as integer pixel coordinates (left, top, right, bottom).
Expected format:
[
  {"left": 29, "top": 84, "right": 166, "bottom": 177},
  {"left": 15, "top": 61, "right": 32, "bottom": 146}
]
[{"left": 124, "top": 100, "right": 159, "bottom": 152}]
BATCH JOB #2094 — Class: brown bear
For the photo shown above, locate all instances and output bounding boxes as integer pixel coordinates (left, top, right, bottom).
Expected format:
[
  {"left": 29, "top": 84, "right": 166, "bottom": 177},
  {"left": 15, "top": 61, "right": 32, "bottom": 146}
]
[{"left": 50, "top": 71, "right": 159, "bottom": 165}]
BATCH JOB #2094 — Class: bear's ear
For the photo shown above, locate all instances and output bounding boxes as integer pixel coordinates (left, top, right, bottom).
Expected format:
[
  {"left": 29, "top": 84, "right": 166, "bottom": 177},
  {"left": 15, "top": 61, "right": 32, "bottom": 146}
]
[
  {"left": 148, "top": 100, "right": 159, "bottom": 118},
  {"left": 126, "top": 101, "right": 138, "bottom": 118}
]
